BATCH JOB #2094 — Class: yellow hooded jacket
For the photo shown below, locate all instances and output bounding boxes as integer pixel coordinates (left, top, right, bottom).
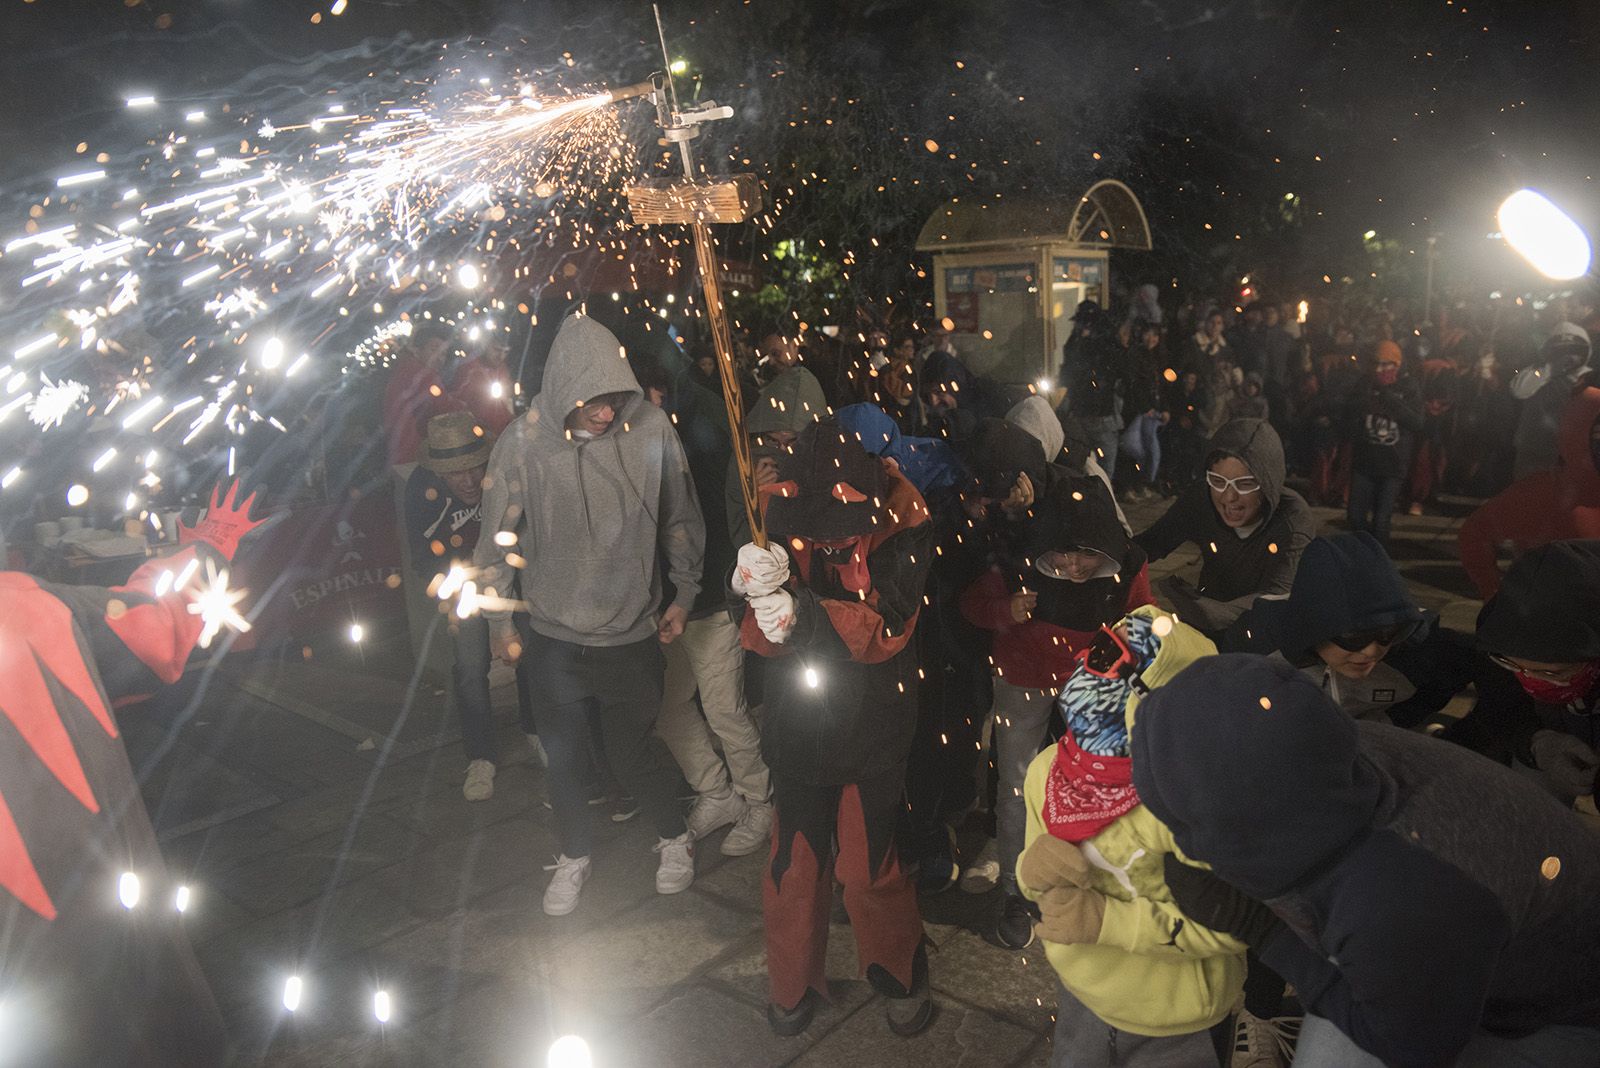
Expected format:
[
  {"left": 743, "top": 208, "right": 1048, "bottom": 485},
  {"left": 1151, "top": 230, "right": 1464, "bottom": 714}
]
[{"left": 1017, "top": 605, "right": 1247, "bottom": 1036}]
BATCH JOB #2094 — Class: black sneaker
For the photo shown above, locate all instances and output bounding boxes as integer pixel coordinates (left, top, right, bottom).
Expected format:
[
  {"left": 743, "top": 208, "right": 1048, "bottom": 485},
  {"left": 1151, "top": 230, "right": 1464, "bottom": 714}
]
[
  {"left": 995, "top": 892, "right": 1037, "bottom": 950},
  {"left": 767, "top": 990, "right": 816, "bottom": 1037},
  {"left": 914, "top": 825, "right": 961, "bottom": 895}
]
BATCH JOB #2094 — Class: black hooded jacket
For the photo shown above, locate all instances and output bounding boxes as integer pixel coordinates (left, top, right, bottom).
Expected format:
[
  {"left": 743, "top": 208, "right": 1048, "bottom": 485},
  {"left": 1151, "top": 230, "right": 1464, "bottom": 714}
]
[
  {"left": 1134, "top": 655, "right": 1600, "bottom": 1068},
  {"left": 1026, "top": 474, "right": 1146, "bottom": 631},
  {"left": 1135, "top": 418, "right": 1316, "bottom": 634},
  {"left": 1476, "top": 540, "right": 1600, "bottom": 755},
  {"left": 1226, "top": 533, "right": 1473, "bottom": 726}
]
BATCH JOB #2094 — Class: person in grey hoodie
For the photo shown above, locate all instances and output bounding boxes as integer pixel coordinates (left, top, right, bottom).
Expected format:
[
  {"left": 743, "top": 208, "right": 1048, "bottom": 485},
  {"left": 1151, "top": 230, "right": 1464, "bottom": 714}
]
[
  {"left": 1136, "top": 418, "right": 1316, "bottom": 640},
  {"left": 475, "top": 312, "right": 706, "bottom": 917}
]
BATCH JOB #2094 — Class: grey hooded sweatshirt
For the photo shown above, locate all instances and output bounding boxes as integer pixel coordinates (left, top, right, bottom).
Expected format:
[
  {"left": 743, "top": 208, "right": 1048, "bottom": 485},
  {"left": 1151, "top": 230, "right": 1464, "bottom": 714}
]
[
  {"left": 1135, "top": 417, "right": 1316, "bottom": 636},
  {"left": 474, "top": 313, "right": 705, "bottom": 646},
  {"left": 1005, "top": 395, "right": 1130, "bottom": 534}
]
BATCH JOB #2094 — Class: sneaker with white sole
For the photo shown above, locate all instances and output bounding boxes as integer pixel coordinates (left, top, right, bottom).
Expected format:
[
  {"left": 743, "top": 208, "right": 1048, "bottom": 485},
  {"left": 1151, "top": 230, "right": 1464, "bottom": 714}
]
[
  {"left": 686, "top": 789, "right": 746, "bottom": 841},
  {"left": 721, "top": 800, "right": 772, "bottom": 857},
  {"left": 1229, "top": 1009, "right": 1294, "bottom": 1068},
  {"left": 654, "top": 832, "right": 695, "bottom": 894},
  {"left": 463, "top": 759, "right": 496, "bottom": 802},
  {"left": 542, "top": 854, "right": 592, "bottom": 916},
  {"left": 525, "top": 733, "right": 549, "bottom": 768}
]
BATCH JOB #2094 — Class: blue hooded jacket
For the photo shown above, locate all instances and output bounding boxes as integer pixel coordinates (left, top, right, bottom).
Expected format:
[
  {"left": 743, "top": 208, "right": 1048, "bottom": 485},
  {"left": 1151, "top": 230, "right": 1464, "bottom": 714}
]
[
  {"left": 1132, "top": 654, "right": 1600, "bottom": 1066},
  {"left": 837, "top": 402, "right": 965, "bottom": 499}
]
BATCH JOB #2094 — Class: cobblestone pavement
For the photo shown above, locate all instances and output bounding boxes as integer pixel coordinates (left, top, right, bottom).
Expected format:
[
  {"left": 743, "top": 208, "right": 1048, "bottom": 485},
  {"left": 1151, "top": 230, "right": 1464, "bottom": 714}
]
[{"left": 125, "top": 493, "right": 1485, "bottom": 1066}]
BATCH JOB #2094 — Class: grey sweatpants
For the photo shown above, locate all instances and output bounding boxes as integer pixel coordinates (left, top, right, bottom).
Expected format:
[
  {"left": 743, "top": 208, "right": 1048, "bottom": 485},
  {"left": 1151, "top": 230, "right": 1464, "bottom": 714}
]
[{"left": 1052, "top": 981, "right": 1220, "bottom": 1067}]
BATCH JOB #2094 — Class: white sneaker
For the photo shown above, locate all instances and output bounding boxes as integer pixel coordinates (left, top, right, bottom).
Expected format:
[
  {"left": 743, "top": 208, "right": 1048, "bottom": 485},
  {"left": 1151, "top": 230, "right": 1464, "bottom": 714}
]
[
  {"left": 654, "top": 832, "right": 695, "bottom": 894},
  {"left": 463, "top": 759, "right": 496, "bottom": 802},
  {"left": 959, "top": 839, "right": 1001, "bottom": 894},
  {"left": 721, "top": 800, "right": 773, "bottom": 857},
  {"left": 542, "top": 854, "right": 592, "bottom": 916},
  {"left": 686, "top": 789, "right": 745, "bottom": 840},
  {"left": 525, "top": 733, "right": 549, "bottom": 768}
]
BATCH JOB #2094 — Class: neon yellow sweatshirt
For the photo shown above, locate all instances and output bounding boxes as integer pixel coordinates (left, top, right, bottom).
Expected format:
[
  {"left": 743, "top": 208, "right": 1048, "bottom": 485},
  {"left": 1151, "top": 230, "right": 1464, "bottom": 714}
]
[{"left": 1017, "top": 606, "right": 1246, "bottom": 1036}]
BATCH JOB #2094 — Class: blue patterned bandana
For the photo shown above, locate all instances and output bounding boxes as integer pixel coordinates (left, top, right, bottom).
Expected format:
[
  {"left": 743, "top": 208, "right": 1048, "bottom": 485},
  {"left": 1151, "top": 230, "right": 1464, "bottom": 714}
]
[{"left": 1057, "top": 614, "right": 1163, "bottom": 757}]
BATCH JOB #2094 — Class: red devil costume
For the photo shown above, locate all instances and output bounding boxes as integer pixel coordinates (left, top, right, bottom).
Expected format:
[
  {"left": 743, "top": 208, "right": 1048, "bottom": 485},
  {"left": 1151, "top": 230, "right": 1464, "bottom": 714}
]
[
  {"left": 733, "top": 421, "right": 933, "bottom": 1035},
  {"left": 0, "top": 482, "right": 263, "bottom": 1066}
]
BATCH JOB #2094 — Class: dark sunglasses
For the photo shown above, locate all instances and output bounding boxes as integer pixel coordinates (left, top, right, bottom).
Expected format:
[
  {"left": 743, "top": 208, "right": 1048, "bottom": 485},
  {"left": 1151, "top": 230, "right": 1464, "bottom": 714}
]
[
  {"left": 1078, "top": 625, "right": 1150, "bottom": 695},
  {"left": 1328, "top": 619, "right": 1418, "bottom": 652}
]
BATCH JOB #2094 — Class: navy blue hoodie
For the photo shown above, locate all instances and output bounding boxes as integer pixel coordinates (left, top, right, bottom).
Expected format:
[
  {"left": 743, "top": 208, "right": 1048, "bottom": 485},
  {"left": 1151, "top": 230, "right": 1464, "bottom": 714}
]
[
  {"left": 1132, "top": 655, "right": 1600, "bottom": 1067},
  {"left": 1226, "top": 533, "right": 1473, "bottom": 726}
]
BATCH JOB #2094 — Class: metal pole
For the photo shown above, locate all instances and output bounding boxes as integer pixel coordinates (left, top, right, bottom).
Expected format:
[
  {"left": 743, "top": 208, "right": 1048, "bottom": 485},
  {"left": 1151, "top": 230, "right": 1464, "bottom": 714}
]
[{"left": 1423, "top": 235, "right": 1438, "bottom": 324}]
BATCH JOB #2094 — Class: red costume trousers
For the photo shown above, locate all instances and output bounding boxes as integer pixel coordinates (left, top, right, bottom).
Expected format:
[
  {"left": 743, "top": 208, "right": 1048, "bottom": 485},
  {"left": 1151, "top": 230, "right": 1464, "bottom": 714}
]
[{"left": 763, "top": 765, "right": 924, "bottom": 1010}]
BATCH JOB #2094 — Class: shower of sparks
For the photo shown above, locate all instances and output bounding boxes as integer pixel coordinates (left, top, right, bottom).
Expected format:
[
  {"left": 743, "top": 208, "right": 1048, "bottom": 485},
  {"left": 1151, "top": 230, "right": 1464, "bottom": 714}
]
[
  {"left": 1, "top": 45, "right": 657, "bottom": 526},
  {"left": 26, "top": 375, "right": 89, "bottom": 429}
]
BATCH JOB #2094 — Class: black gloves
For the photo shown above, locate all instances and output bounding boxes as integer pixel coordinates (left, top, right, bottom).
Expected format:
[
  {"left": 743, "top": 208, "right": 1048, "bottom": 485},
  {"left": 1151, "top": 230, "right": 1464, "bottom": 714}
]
[{"left": 1163, "top": 854, "right": 1283, "bottom": 947}]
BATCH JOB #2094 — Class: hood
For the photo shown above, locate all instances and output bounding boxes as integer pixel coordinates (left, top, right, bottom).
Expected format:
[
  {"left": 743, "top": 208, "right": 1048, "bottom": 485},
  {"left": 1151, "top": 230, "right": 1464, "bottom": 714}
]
[
  {"left": 746, "top": 367, "right": 829, "bottom": 437},
  {"left": 969, "top": 417, "right": 1047, "bottom": 496},
  {"left": 535, "top": 313, "right": 643, "bottom": 433},
  {"left": 765, "top": 419, "right": 888, "bottom": 541},
  {"left": 1250, "top": 534, "right": 1422, "bottom": 662},
  {"left": 1556, "top": 385, "right": 1600, "bottom": 496},
  {"left": 1130, "top": 654, "right": 1383, "bottom": 898},
  {"left": 1006, "top": 395, "right": 1065, "bottom": 464},
  {"left": 1478, "top": 540, "right": 1600, "bottom": 663},
  {"left": 1545, "top": 321, "right": 1592, "bottom": 372},
  {"left": 922, "top": 350, "right": 975, "bottom": 399},
  {"left": 837, "top": 402, "right": 965, "bottom": 497},
  {"left": 1130, "top": 283, "right": 1162, "bottom": 324},
  {"left": 1053, "top": 605, "right": 1212, "bottom": 756},
  {"left": 1205, "top": 418, "right": 1286, "bottom": 513},
  {"left": 1027, "top": 474, "right": 1128, "bottom": 564}
]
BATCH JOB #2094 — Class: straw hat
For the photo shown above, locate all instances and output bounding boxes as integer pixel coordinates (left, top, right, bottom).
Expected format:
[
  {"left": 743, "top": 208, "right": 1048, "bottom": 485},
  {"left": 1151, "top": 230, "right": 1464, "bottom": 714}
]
[{"left": 421, "top": 411, "right": 491, "bottom": 473}]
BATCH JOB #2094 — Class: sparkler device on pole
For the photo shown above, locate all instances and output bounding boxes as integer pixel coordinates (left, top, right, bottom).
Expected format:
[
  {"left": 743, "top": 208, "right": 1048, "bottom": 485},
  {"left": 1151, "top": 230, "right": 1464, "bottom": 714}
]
[{"left": 611, "top": 8, "right": 767, "bottom": 546}]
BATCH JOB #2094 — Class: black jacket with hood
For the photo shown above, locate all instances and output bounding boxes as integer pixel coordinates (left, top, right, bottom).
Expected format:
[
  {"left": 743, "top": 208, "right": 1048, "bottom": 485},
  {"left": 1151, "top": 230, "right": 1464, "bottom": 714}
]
[
  {"left": 1476, "top": 540, "right": 1600, "bottom": 759},
  {"left": 1227, "top": 532, "right": 1474, "bottom": 726},
  {"left": 1135, "top": 418, "right": 1316, "bottom": 636},
  {"left": 1133, "top": 655, "right": 1600, "bottom": 1068}
]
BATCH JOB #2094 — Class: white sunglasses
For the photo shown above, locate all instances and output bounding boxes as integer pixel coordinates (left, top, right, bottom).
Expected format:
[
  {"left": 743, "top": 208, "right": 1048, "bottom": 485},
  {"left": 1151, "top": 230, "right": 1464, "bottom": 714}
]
[{"left": 1205, "top": 471, "right": 1262, "bottom": 495}]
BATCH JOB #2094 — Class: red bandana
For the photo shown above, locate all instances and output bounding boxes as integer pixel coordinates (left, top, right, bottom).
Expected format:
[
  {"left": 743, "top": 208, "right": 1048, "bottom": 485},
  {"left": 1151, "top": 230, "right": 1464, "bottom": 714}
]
[{"left": 1042, "top": 730, "right": 1140, "bottom": 843}]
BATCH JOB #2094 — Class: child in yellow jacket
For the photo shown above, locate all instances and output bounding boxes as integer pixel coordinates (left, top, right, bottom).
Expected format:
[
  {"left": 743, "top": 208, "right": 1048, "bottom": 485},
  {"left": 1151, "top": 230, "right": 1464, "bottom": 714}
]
[{"left": 1017, "top": 606, "right": 1246, "bottom": 1066}]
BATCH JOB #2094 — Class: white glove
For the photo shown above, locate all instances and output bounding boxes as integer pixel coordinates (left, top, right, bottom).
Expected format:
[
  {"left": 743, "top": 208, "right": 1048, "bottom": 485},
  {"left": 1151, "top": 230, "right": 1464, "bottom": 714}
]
[
  {"left": 751, "top": 589, "right": 797, "bottom": 644},
  {"left": 733, "top": 541, "right": 791, "bottom": 599}
]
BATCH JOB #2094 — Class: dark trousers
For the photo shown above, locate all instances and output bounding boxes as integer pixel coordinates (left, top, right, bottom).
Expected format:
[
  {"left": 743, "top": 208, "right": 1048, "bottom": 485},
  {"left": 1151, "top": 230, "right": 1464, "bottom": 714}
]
[
  {"left": 1347, "top": 470, "right": 1401, "bottom": 547},
  {"left": 902, "top": 617, "right": 991, "bottom": 860},
  {"left": 765, "top": 764, "right": 925, "bottom": 1011},
  {"left": 451, "top": 614, "right": 537, "bottom": 763},
  {"left": 524, "top": 630, "right": 686, "bottom": 857}
]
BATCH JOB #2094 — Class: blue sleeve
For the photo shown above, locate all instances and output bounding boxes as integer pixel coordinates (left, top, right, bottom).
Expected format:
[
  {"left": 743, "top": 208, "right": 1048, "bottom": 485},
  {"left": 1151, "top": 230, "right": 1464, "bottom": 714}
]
[{"left": 1257, "top": 834, "right": 1510, "bottom": 1068}]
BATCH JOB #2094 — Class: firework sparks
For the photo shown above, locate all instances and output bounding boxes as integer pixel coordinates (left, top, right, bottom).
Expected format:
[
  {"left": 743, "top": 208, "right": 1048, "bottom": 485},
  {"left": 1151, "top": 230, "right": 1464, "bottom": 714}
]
[{"left": 184, "top": 557, "right": 252, "bottom": 649}]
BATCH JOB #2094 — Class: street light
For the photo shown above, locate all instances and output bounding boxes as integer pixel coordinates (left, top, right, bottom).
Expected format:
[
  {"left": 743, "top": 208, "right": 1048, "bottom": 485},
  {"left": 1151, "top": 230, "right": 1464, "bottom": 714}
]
[{"left": 1498, "top": 189, "right": 1592, "bottom": 280}]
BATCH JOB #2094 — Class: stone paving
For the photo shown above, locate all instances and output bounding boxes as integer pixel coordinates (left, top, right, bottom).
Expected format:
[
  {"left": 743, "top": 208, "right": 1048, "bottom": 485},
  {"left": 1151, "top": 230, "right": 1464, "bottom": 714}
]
[{"left": 124, "top": 493, "right": 1488, "bottom": 1067}]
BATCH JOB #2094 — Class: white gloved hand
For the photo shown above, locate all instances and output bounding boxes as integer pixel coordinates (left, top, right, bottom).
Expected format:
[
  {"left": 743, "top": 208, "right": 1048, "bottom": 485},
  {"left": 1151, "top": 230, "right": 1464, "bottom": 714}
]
[
  {"left": 751, "top": 589, "right": 797, "bottom": 644},
  {"left": 733, "top": 541, "right": 791, "bottom": 599}
]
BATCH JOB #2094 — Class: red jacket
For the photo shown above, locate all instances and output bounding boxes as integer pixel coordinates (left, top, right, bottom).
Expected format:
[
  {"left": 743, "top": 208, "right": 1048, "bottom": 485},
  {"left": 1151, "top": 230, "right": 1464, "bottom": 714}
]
[
  {"left": 960, "top": 562, "right": 1154, "bottom": 689},
  {"left": 1459, "top": 386, "right": 1600, "bottom": 599},
  {"left": 382, "top": 356, "right": 460, "bottom": 466},
  {"left": 452, "top": 357, "right": 515, "bottom": 437}
]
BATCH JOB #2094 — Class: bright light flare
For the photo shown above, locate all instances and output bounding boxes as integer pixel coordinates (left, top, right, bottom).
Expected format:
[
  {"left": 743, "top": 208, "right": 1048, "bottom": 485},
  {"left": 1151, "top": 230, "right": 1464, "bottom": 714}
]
[
  {"left": 125, "top": 95, "right": 157, "bottom": 109},
  {"left": 373, "top": 989, "right": 392, "bottom": 1023},
  {"left": 118, "top": 872, "right": 141, "bottom": 909},
  {"left": 175, "top": 885, "right": 192, "bottom": 913},
  {"left": 66, "top": 483, "right": 89, "bottom": 507},
  {"left": 1499, "top": 189, "right": 1593, "bottom": 280},
  {"left": 548, "top": 1035, "right": 593, "bottom": 1068},
  {"left": 260, "top": 337, "right": 285, "bottom": 370},
  {"left": 184, "top": 558, "right": 252, "bottom": 648},
  {"left": 804, "top": 666, "right": 820, "bottom": 689},
  {"left": 457, "top": 263, "right": 482, "bottom": 289},
  {"left": 282, "top": 975, "right": 303, "bottom": 1013},
  {"left": 349, "top": 622, "right": 365, "bottom": 643}
]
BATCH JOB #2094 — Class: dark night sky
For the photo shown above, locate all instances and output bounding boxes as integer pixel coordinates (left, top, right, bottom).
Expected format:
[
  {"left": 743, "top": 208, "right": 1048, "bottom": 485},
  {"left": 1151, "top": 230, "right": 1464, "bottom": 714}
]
[{"left": 1, "top": 0, "right": 1595, "bottom": 291}]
